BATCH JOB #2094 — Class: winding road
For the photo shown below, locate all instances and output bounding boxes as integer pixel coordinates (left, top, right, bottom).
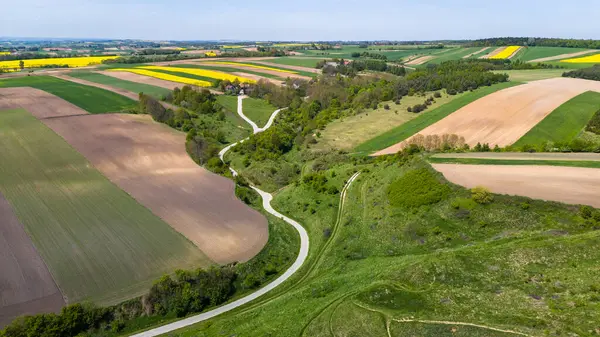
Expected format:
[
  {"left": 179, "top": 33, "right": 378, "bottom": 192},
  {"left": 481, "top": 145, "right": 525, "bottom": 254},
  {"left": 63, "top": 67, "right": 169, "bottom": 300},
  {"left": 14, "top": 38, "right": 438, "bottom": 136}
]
[{"left": 131, "top": 97, "right": 356, "bottom": 336}]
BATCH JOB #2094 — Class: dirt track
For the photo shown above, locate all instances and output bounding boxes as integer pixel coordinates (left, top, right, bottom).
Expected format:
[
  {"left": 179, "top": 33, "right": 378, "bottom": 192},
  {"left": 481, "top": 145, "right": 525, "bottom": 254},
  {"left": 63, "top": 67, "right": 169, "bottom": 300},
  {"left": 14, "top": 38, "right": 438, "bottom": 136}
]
[
  {"left": 528, "top": 50, "right": 597, "bottom": 63},
  {"left": 375, "top": 78, "right": 600, "bottom": 155},
  {"left": 0, "top": 192, "right": 65, "bottom": 327},
  {"left": 463, "top": 47, "right": 491, "bottom": 59},
  {"left": 433, "top": 152, "right": 600, "bottom": 161},
  {"left": 0, "top": 87, "right": 268, "bottom": 264},
  {"left": 433, "top": 164, "right": 600, "bottom": 207}
]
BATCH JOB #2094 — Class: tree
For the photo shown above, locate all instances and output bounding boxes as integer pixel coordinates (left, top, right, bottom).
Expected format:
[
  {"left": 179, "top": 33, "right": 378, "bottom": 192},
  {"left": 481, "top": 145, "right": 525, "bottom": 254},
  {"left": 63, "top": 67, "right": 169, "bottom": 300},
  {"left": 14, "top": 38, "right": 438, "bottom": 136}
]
[
  {"left": 19, "top": 60, "right": 24, "bottom": 70},
  {"left": 471, "top": 186, "right": 494, "bottom": 204}
]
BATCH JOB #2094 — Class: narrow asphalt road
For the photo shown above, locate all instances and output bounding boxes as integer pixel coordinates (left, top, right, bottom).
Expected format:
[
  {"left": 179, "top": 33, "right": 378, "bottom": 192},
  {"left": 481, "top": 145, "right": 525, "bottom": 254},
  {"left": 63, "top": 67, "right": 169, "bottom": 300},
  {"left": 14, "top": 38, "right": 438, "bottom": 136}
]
[{"left": 130, "top": 96, "right": 343, "bottom": 337}]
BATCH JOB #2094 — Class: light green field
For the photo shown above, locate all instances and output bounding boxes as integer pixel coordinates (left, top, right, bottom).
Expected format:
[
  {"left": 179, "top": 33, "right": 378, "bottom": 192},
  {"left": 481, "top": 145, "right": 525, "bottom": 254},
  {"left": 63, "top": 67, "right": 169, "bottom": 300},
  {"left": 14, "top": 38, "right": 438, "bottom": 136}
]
[
  {"left": 314, "top": 91, "right": 465, "bottom": 151},
  {"left": 426, "top": 47, "right": 481, "bottom": 64},
  {"left": 259, "top": 57, "right": 323, "bottom": 68},
  {"left": 493, "top": 69, "right": 565, "bottom": 82},
  {"left": 0, "top": 76, "right": 136, "bottom": 113},
  {"left": 513, "top": 91, "right": 600, "bottom": 147},
  {"left": 243, "top": 97, "right": 278, "bottom": 128},
  {"left": 355, "top": 82, "right": 521, "bottom": 154},
  {"left": 0, "top": 108, "right": 210, "bottom": 305},
  {"left": 514, "top": 46, "right": 591, "bottom": 62},
  {"left": 67, "top": 71, "right": 171, "bottom": 98}
]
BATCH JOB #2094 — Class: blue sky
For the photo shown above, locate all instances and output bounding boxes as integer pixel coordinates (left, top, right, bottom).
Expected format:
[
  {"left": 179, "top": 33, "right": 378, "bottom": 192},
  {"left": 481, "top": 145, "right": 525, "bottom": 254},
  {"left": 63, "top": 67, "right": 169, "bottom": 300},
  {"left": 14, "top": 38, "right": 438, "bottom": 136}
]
[{"left": 2, "top": 0, "right": 599, "bottom": 41}]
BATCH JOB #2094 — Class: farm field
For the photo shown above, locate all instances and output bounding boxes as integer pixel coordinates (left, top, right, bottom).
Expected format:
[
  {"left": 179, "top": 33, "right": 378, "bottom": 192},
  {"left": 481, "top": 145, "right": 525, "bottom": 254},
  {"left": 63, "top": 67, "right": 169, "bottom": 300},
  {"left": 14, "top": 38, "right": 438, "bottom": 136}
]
[
  {"left": 43, "top": 113, "right": 268, "bottom": 264},
  {"left": 515, "top": 46, "right": 594, "bottom": 62},
  {"left": 66, "top": 71, "right": 171, "bottom": 98},
  {"left": 315, "top": 91, "right": 466, "bottom": 151},
  {"left": 172, "top": 64, "right": 286, "bottom": 80},
  {"left": 433, "top": 163, "right": 600, "bottom": 207},
  {"left": 561, "top": 52, "right": 600, "bottom": 64},
  {"left": 356, "top": 82, "right": 520, "bottom": 154},
  {"left": 0, "top": 189, "right": 64, "bottom": 327},
  {"left": 425, "top": 47, "right": 482, "bottom": 64},
  {"left": 513, "top": 91, "right": 600, "bottom": 147},
  {"left": 0, "top": 56, "right": 119, "bottom": 71},
  {"left": 108, "top": 68, "right": 214, "bottom": 87},
  {"left": 101, "top": 70, "right": 186, "bottom": 90},
  {"left": 0, "top": 75, "right": 136, "bottom": 113},
  {"left": 0, "top": 106, "right": 210, "bottom": 306},
  {"left": 142, "top": 65, "right": 256, "bottom": 84},
  {"left": 489, "top": 46, "right": 521, "bottom": 59},
  {"left": 374, "top": 78, "right": 600, "bottom": 155},
  {"left": 493, "top": 69, "right": 565, "bottom": 82},
  {"left": 263, "top": 57, "right": 324, "bottom": 68}
]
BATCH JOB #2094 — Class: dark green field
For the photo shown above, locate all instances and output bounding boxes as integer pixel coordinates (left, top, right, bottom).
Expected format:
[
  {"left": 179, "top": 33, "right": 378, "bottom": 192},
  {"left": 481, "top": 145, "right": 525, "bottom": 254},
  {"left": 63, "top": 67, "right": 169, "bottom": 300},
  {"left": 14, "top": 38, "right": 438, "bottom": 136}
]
[
  {"left": 513, "top": 91, "right": 600, "bottom": 147},
  {"left": 355, "top": 82, "right": 521, "bottom": 154},
  {"left": 0, "top": 76, "right": 136, "bottom": 113},
  {"left": 67, "top": 71, "right": 171, "bottom": 98},
  {"left": 515, "top": 46, "right": 591, "bottom": 62}
]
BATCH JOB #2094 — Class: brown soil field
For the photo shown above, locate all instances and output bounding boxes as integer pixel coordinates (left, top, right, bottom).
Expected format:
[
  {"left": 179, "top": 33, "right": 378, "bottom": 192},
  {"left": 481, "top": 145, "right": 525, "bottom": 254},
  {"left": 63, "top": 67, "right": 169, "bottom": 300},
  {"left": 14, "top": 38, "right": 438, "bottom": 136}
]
[
  {"left": 42, "top": 114, "right": 268, "bottom": 264},
  {"left": 463, "top": 47, "right": 491, "bottom": 59},
  {"left": 0, "top": 87, "right": 87, "bottom": 119},
  {"left": 406, "top": 55, "right": 435, "bottom": 65},
  {"left": 231, "top": 71, "right": 283, "bottom": 85},
  {"left": 433, "top": 152, "right": 600, "bottom": 161},
  {"left": 0, "top": 192, "right": 65, "bottom": 327},
  {"left": 99, "top": 70, "right": 222, "bottom": 94},
  {"left": 374, "top": 78, "right": 600, "bottom": 155},
  {"left": 433, "top": 164, "right": 600, "bottom": 207},
  {"left": 480, "top": 47, "right": 505, "bottom": 59},
  {"left": 527, "top": 49, "right": 598, "bottom": 63}
]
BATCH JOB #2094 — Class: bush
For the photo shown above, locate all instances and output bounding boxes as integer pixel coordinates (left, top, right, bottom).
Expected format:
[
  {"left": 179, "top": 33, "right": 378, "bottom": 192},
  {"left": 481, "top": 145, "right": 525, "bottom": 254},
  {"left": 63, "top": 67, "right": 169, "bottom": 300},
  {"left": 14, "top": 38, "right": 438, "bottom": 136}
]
[
  {"left": 387, "top": 168, "right": 451, "bottom": 209},
  {"left": 434, "top": 91, "right": 442, "bottom": 98},
  {"left": 384, "top": 104, "right": 390, "bottom": 110},
  {"left": 471, "top": 186, "right": 494, "bottom": 204},
  {"left": 580, "top": 205, "right": 594, "bottom": 219}
]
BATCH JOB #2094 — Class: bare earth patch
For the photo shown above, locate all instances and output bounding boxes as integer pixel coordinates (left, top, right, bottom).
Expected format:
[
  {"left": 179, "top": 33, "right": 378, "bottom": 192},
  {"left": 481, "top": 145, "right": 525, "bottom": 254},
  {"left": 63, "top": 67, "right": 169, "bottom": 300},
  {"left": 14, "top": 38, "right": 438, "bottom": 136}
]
[
  {"left": 43, "top": 114, "right": 268, "bottom": 264},
  {"left": 433, "top": 164, "right": 600, "bottom": 207},
  {"left": 0, "top": 192, "right": 65, "bottom": 327},
  {"left": 99, "top": 70, "right": 221, "bottom": 94},
  {"left": 406, "top": 55, "right": 435, "bottom": 65},
  {"left": 0, "top": 87, "right": 87, "bottom": 119},
  {"left": 527, "top": 50, "right": 598, "bottom": 63},
  {"left": 463, "top": 47, "right": 491, "bottom": 59},
  {"left": 433, "top": 152, "right": 600, "bottom": 161},
  {"left": 480, "top": 47, "right": 505, "bottom": 59},
  {"left": 375, "top": 78, "right": 600, "bottom": 155}
]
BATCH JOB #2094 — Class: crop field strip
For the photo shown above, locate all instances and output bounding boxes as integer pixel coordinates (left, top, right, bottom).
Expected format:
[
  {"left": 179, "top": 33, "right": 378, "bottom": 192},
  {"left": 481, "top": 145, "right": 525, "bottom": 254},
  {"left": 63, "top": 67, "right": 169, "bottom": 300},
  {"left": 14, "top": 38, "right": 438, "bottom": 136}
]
[
  {"left": 561, "top": 52, "right": 600, "bottom": 63},
  {"left": 355, "top": 82, "right": 520, "bottom": 154},
  {"left": 66, "top": 71, "right": 171, "bottom": 98},
  {"left": 0, "top": 56, "right": 119, "bottom": 71},
  {"left": 516, "top": 47, "right": 595, "bottom": 62},
  {"left": 373, "top": 78, "right": 600, "bottom": 155},
  {"left": 0, "top": 106, "right": 210, "bottom": 306},
  {"left": 172, "top": 64, "right": 286, "bottom": 80},
  {"left": 141, "top": 65, "right": 256, "bottom": 83},
  {"left": 107, "top": 68, "right": 213, "bottom": 87},
  {"left": 0, "top": 75, "right": 136, "bottom": 113},
  {"left": 513, "top": 91, "right": 600, "bottom": 147},
  {"left": 206, "top": 60, "right": 318, "bottom": 78}
]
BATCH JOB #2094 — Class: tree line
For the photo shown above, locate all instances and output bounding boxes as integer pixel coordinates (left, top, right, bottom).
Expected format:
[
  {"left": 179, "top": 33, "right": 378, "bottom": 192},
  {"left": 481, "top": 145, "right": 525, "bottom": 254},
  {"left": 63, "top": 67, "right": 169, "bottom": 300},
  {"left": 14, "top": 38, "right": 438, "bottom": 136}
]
[
  {"left": 563, "top": 65, "right": 600, "bottom": 81},
  {"left": 468, "top": 37, "right": 600, "bottom": 49}
]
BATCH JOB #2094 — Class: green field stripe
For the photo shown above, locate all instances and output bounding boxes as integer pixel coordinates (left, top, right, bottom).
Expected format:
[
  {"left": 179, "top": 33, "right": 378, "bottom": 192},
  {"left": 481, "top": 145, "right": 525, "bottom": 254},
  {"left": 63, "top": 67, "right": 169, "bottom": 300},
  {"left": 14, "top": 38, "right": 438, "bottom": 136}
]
[
  {"left": 513, "top": 91, "right": 600, "bottom": 147},
  {"left": 172, "top": 64, "right": 285, "bottom": 80},
  {"left": 354, "top": 82, "right": 522, "bottom": 154},
  {"left": 428, "top": 156, "right": 600, "bottom": 168},
  {"left": 0, "top": 76, "right": 136, "bottom": 113},
  {"left": 0, "top": 108, "right": 210, "bottom": 304},
  {"left": 139, "top": 68, "right": 219, "bottom": 85},
  {"left": 238, "top": 61, "right": 318, "bottom": 77},
  {"left": 67, "top": 71, "right": 171, "bottom": 98}
]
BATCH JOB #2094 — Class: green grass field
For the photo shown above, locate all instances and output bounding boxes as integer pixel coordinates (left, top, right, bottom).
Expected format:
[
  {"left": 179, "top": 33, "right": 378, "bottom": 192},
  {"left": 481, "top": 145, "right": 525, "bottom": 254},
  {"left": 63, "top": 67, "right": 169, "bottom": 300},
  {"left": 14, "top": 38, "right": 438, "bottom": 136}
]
[
  {"left": 243, "top": 97, "right": 278, "bottom": 128},
  {"left": 426, "top": 47, "right": 481, "bottom": 64},
  {"left": 493, "top": 69, "right": 565, "bottom": 82},
  {"left": 0, "top": 76, "right": 137, "bottom": 113},
  {"left": 355, "top": 82, "right": 521, "bottom": 154},
  {"left": 513, "top": 91, "right": 600, "bottom": 147},
  {"left": 514, "top": 46, "right": 591, "bottom": 62},
  {"left": 0, "top": 108, "right": 210, "bottom": 305},
  {"left": 168, "top": 156, "right": 599, "bottom": 337},
  {"left": 428, "top": 157, "right": 600, "bottom": 169},
  {"left": 140, "top": 67, "right": 219, "bottom": 85},
  {"left": 265, "top": 57, "right": 324, "bottom": 68},
  {"left": 67, "top": 71, "right": 171, "bottom": 98},
  {"left": 171, "top": 64, "right": 286, "bottom": 80},
  {"left": 234, "top": 61, "right": 317, "bottom": 77}
]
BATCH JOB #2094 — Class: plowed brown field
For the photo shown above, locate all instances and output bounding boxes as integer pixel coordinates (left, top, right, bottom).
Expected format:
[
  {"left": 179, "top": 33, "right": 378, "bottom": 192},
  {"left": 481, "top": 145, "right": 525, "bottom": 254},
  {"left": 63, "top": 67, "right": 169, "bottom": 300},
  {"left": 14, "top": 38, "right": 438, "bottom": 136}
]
[
  {"left": 433, "top": 164, "right": 600, "bottom": 207},
  {"left": 375, "top": 78, "right": 600, "bottom": 155}
]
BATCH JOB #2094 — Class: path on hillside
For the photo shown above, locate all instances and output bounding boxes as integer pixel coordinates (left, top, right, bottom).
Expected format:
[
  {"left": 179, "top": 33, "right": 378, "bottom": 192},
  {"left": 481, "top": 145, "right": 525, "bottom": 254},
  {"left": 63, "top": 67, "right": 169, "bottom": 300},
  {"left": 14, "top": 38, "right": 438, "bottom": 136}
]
[{"left": 130, "top": 98, "right": 358, "bottom": 337}]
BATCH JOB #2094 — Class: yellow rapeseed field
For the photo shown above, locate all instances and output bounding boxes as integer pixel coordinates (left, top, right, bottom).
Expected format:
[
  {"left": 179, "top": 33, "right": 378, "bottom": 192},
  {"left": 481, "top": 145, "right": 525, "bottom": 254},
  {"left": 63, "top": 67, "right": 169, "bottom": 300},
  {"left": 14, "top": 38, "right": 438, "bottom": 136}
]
[
  {"left": 108, "top": 68, "right": 212, "bottom": 87},
  {"left": 205, "top": 51, "right": 217, "bottom": 57},
  {"left": 561, "top": 53, "right": 600, "bottom": 63},
  {"left": 221, "top": 45, "right": 247, "bottom": 49},
  {"left": 489, "top": 46, "right": 521, "bottom": 59},
  {"left": 0, "top": 56, "right": 119, "bottom": 70},
  {"left": 0, "top": 52, "right": 10, "bottom": 56},
  {"left": 208, "top": 61, "right": 297, "bottom": 74},
  {"left": 141, "top": 66, "right": 256, "bottom": 83}
]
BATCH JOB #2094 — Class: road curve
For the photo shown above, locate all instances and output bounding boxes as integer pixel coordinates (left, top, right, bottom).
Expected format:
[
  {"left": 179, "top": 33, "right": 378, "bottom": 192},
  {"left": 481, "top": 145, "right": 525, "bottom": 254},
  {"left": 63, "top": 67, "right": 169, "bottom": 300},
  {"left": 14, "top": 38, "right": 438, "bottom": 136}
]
[{"left": 130, "top": 97, "right": 308, "bottom": 337}]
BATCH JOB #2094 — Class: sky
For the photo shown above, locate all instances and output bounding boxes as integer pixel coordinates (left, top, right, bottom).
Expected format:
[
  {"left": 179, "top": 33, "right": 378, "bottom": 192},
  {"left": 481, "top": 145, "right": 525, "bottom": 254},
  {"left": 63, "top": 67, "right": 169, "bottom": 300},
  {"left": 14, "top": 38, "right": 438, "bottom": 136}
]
[{"left": 2, "top": 0, "right": 599, "bottom": 41}]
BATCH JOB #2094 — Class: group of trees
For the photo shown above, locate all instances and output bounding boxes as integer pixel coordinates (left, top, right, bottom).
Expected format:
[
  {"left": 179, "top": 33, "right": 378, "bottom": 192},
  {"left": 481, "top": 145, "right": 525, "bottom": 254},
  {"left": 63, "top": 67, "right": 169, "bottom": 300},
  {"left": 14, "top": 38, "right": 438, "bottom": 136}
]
[
  {"left": 563, "top": 65, "right": 600, "bottom": 81},
  {"left": 469, "top": 37, "right": 600, "bottom": 49},
  {"left": 318, "top": 58, "right": 406, "bottom": 77},
  {"left": 350, "top": 52, "right": 387, "bottom": 60}
]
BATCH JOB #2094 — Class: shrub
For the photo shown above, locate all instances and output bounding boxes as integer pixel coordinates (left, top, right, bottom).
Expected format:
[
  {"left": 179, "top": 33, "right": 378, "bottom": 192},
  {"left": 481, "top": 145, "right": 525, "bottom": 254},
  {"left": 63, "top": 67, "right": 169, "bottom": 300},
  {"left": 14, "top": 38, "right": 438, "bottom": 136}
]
[
  {"left": 384, "top": 104, "right": 390, "bottom": 110},
  {"left": 387, "top": 168, "right": 451, "bottom": 209},
  {"left": 580, "top": 205, "right": 594, "bottom": 219},
  {"left": 434, "top": 91, "right": 442, "bottom": 98},
  {"left": 471, "top": 186, "right": 494, "bottom": 204}
]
